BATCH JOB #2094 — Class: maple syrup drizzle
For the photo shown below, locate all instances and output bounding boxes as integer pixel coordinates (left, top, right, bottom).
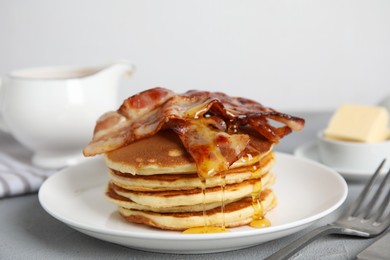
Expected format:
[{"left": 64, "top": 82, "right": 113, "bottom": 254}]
[
  {"left": 251, "top": 217, "right": 271, "bottom": 228},
  {"left": 201, "top": 178, "right": 207, "bottom": 227},
  {"left": 182, "top": 226, "right": 229, "bottom": 234},
  {"left": 249, "top": 163, "right": 271, "bottom": 228},
  {"left": 183, "top": 152, "right": 272, "bottom": 233},
  {"left": 220, "top": 172, "right": 227, "bottom": 229},
  {"left": 183, "top": 172, "right": 230, "bottom": 234},
  {"left": 183, "top": 121, "right": 271, "bottom": 234}
]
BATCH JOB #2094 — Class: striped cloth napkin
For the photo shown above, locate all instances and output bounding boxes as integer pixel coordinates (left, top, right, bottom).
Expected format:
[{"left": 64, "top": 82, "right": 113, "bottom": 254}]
[{"left": 0, "top": 152, "right": 54, "bottom": 198}]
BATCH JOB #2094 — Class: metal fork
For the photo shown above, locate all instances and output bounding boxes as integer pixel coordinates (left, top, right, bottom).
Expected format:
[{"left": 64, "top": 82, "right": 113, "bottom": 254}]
[{"left": 266, "top": 159, "right": 390, "bottom": 260}]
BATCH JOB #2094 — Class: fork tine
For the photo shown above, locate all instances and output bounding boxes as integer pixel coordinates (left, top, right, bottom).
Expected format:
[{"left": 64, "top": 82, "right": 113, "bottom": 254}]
[
  {"left": 372, "top": 171, "right": 390, "bottom": 223},
  {"left": 345, "top": 159, "right": 386, "bottom": 218},
  {"left": 364, "top": 166, "right": 390, "bottom": 219},
  {"left": 374, "top": 185, "right": 390, "bottom": 224}
]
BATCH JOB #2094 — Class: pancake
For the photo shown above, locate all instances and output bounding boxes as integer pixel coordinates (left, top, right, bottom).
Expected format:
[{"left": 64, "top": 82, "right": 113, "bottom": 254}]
[
  {"left": 106, "top": 171, "right": 276, "bottom": 212},
  {"left": 109, "top": 179, "right": 263, "bottom": 208},
  {"left": 104, "top": 130, "right": 273, "bottom": 175},
  {"left": 107, "top": 187, "right": 243, "bottom": 213},
  {"left": 117, "top": 189, "right": 277, "bottom": 231},
  {"left": 107, "top": 151, "right": 275, "bottom": 191},
  {"left": 105, "top": 130, "right": 196, "bottom": 175}
]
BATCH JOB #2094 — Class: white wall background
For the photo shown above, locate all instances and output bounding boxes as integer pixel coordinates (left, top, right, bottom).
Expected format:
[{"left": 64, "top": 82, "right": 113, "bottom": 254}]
[{"left": 1, "top": 0, "right": 389, "bottom": 111}]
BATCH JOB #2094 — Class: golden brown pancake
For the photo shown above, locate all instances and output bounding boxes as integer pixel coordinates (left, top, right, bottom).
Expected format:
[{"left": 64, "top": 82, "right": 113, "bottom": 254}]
[
  {"left": 106, "top": 171, "right": 275, "bottom": 212},
  {"left": 109, "top": 179, "right": 261, "bottom": 208},
  {"left": 104, "top": 130, "right": 273, "bottom": 175},
  {"left": 107, "top": 186, "right": 243, "bottom": 213},
  {"left": 117, "top": 189, "right": 277, "bottom": 231},
  {"left": 107, "top": 152, "right": 275, "bottom": 191},
  {"left": 104, "top": 130, "right": 196, "bottom": 175}
]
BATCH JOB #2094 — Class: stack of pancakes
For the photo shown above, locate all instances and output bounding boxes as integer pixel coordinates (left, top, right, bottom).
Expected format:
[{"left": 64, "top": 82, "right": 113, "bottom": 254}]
[{"left": 105, "top": 130, "right": 278, "bottom": 231}]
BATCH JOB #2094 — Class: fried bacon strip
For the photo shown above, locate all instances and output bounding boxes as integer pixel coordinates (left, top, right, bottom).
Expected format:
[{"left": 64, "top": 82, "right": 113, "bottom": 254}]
[{"left": 83, "top": 87, "right": 305, "bottom": 178}]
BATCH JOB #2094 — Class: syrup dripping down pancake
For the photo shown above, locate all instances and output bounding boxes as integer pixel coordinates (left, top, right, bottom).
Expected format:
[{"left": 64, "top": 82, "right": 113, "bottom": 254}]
[
  {"left": 105, "top": 132, "right": 275, "bottom": 192},
  {"left": 107, "top": 172, "right": 275, "bottom": 210},
  {"left": 107, "top": 159, "right": 274, "bottom": 191},
  {"left": 117, "top": 190, "right": 277, "bottom": 231},
  {"left": 104, "top": 129, "right": 274, "bottom": 176},
  {"left": 106, "top": 171, "right": 275, "bottom": 213}
]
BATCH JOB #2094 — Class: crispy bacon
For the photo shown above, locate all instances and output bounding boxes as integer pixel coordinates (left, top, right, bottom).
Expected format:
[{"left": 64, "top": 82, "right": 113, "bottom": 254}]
[{"left": 83, "top": 87, "right": 305, "bottom": 178}]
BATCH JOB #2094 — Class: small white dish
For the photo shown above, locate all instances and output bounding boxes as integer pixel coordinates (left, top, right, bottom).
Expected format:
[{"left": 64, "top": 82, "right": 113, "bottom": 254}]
[
  {"left": 317, "top": 131, "right": 390, "bottom": 176},
  {"left": 294, "top": 142, "right": 390, "bottom": 181},
  {"left": 39, "top": 153, "right": 347, "bottom": 254}
]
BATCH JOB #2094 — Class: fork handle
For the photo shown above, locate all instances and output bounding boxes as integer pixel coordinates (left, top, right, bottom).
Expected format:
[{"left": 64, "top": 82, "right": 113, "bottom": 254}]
[{"left": 265, "top": 224, "right": 343, "bottom": 260}]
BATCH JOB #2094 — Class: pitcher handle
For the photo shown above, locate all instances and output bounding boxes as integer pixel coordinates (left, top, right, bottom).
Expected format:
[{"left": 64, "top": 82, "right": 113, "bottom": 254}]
[{"left": 0, "top": 76, "right": 10, "bottom": 132}]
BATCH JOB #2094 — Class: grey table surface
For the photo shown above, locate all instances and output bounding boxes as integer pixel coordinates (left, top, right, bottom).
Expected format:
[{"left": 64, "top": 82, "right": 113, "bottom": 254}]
[{"left": 0, "top": 111, "right": 382, "bottom": 260}]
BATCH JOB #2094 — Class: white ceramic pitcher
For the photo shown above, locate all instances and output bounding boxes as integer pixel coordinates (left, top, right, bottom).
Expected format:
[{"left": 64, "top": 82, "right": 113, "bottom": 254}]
[{"left": 0, "top": 61, "right": 134, "bottom": 168}]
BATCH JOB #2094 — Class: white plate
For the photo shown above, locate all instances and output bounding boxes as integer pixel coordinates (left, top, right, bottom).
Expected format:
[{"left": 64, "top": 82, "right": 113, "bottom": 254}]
[
  {"left": 294, "top": 142, "right": 388, "bottom": 181},
  {"left": 38, "top": 153, "right": 347, "bottom": 254}
]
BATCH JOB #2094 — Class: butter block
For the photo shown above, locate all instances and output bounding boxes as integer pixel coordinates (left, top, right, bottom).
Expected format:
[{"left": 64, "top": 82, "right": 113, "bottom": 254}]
[{"left": 324, "top": 104, "right": 389, "bottom": 142}]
